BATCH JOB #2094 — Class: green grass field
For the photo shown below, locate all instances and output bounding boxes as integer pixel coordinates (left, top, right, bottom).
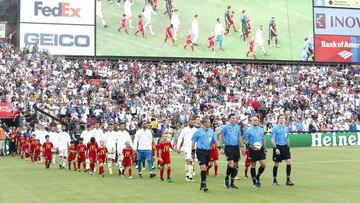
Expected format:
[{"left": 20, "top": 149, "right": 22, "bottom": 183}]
[
  {"left": 1, "top": 146, "right": 360, "bottom": 203},
  {"left": 96, "top": 0, "right": 313, "bottom": 60}
]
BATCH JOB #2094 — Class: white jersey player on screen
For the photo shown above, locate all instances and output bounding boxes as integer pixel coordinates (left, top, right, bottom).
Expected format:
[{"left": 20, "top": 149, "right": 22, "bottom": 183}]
[
  {"left": 97, "top": 0, "right": 108, "bottom": 28},
  {"left": 171, "top": 9, "right": 180, "bottom": 40},
  {"left": 254, "top": 25, "right": 267, "bottom": 55},
  {"left": 124, "top": 0, "right": 134, "bottom": 28},
  {"left": 177, "top": 117, "right": 197, "bottom": 181},
  {"left": 143, "top": 2, "right": 157, "bottom": 35}
]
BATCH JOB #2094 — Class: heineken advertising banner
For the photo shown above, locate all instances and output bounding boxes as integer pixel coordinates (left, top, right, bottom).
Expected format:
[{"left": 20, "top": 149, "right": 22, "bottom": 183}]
[{"left": 265, "top": 132, "right": 360, "bottom": 148}]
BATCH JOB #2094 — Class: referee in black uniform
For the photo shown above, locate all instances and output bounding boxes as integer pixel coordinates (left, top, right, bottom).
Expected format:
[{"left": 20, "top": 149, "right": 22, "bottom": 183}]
[{"left": 271, "top": 114, "right": 294, "bottom": 186}]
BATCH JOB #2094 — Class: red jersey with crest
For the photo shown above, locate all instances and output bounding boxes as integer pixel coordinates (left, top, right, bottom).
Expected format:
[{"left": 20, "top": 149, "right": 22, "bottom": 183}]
[
  {"left": 208, "top": 35, "right": 215, "bottom": 47},
  {"left": 68, "top": 145, "right": 76, "bottom": 161},
  {"left": 158, "top": 140, "right": 172, "bottom": 164},
  {"left": 76, "top": 143, "right": 87, "bottom": 161},
  {"left": 122, "top": 147, "right": 133, "bottom": 167},
  {"left": 29, "top": 137, "right": 37, "bottom": 152},
  {"left": 19, "top": 137, "right": 25, "bottom": 150},
  {"left": 121, "top": 17, "right": 126, "bottom": 27},
  {"left": 42, "top": 141, "right": 53, "bottom": 156},
  {"left": 87, "top": 142, "right": 98, "bottom": 160},
  {"left": 23, "top": 139, "right": 30, "bottom": 151},
  {"left": 210, "top": 141, "right": 218, "bottom": 161},
  {"left": 138, "top": 19, "right": 143, "bottom": 29},
  {"left": 186, "top": 33, "right": 192, "bottom": 44},
  {"left": 34, "top": 143, "right": 41, "bottom": 156},
  {"left": 97, "top": 146, "right": 108, "bottom": 163}
]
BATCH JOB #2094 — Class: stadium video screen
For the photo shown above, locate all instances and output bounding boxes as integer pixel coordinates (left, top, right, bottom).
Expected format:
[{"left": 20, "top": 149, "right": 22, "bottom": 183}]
[{"left": 96, "top": 0, "right": 314, "bottom": 61}]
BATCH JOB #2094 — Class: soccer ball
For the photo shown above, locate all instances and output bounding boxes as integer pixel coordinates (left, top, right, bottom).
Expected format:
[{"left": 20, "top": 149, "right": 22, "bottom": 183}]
[{"left": 253, "top": 142, "right": 262, "bottom": 150}]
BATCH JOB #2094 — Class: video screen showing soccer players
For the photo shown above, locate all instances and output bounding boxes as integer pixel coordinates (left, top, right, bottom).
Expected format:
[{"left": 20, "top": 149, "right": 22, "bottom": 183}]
[{"left": 96, "top": 0, "right": 313, "bottom": 61}]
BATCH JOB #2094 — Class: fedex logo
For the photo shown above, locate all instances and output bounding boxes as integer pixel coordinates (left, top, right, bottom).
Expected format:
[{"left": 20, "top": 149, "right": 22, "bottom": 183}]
[{"left": 34, "top": 1, "right": 81, "bottom": 17}]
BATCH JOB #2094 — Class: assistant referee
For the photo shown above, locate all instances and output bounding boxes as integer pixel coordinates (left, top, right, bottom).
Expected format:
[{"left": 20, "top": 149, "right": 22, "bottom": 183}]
[
  {"left": 271, "top": 114, "right": 294, "bottom": 186},
  {"left": 219, "top": 113, "right": 242, "bottom": 189},
  {"left": 192, "top": 117, "right": 218, "bottom": 192}
]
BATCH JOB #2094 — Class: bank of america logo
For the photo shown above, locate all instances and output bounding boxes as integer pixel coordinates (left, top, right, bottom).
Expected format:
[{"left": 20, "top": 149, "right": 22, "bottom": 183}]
[
  {"left": 316, "top": 13, "right": 326, "bottom": 29},
  {"left": 338, "top": 50, "right": 352, "bottom": 59}
]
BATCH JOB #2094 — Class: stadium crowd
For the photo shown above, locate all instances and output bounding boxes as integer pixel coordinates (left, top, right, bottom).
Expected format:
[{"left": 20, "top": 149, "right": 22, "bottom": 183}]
[{"left": 0, "top": 43, "right": 359, "bottom": 137}]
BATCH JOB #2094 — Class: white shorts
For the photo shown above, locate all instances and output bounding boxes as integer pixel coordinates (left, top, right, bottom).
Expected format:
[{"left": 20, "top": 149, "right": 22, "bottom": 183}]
[
  {"left": 59, "top": 148, "right": 68, "bottom": 157},
  {"left": 184, "top": 147, "right": 192, "bottom": 160},
  {"left": 107, "top": 151, "right": 116, "bottom": 160},
  {"left": 125, "top": 10, "right": 132, "bottom": 18},
  {"left": 96, "top": 10, "right": 104, "bottom": 19}
]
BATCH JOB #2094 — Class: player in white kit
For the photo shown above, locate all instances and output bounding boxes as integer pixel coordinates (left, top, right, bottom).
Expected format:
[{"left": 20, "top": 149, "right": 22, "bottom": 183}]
[
  {"left": 124, "top": 0, "right": 134, "bottom": 28},
  {"left": 57, "top": 125, "right": 71, "bottom": 169},
  {"left": 96, "top": 0, "right": 108, "bottom": 28},
  {"left": 143, "top": 1, "right": 157, "bottom": 35},
  {"left": 105, "top": 123, "right": 118, "bottom": 175},
  {"left": 177, "top": 116, "right": 197, "bottom": 181}
]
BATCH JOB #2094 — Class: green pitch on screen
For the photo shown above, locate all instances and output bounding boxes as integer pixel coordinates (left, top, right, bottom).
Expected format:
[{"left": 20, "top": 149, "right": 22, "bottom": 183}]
[{"left": 96, "top": 0, "right": 313, "bottom": 60}]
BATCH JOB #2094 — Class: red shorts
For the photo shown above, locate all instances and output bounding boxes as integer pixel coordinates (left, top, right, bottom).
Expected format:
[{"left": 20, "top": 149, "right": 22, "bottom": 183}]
[
  {"left": 89, "top": 154, "right": 97, "bottom": 162},
  {"left": 68, "top": 154, "right": 75, "bottom": 161},
  {"left": 210, "top": 150, "right": 219, "bottom": 162},
  {"left": 44, "top": 154, "right": 52, "bottom": 161},
  {"left": 160, "top": 156, "right": 171, "bottom": 165},
  {"left": 245, "top": 158, "right": 250, "bottom": 167},
  {"left": 186, "top": 40, "right": 192, "bottom": 44},
  {"left": 122, "top": 158, "right": 132, "bottom": 167},
  {"left": 78, "top": 154, "right": 86, "bottom": 162},
  {"left": 121, "top": 23, "right": 126, "bottom": 28},
  {"left": 249, "top": 48, "right": 254, "bottom": 52},
  {"left": 166, "top": 33, "right": 173, "bottom": 38},
  {"left": 208, "top": 42, "right": 214, "bottom": 47},
  {"left": 98, "top": 157, "right": 106, "bottom": 164},
  {"left": 229, "top": 20, "right": 234, "bottom": 25}
]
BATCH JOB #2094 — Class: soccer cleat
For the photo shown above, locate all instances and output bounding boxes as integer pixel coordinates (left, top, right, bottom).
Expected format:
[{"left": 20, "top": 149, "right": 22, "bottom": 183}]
[
  {"left": 139, "top": 173, "right": 143, "bottom": 178},
  {"left": 224, "top": 178, "right": 230, "bottom": 189},
  {"left": 230, "top": 184, "right": 238, "bottom": 189},
  {"left": 202, "top": 183, "right": 208, "bottom": 192},
  {"left": 84, "top": 169, "right": 89, "bottom": 173},
  {"left": 90, "top": 172, "right": 94, "bottom": 175},
  {"left": 78, "top": 169, "right": 81, "bottom": 172},
  {"left": 167, "top": 177, "right": 173, "bottom": 183},
  {"left": 286, "top": 180, "right": 295, "bottom": 186},
  {"left": 109, "top": 169, "right": 113, "bottom": 175},
  {"left": 128, "top": 176, "right": 133, "bottom": 179},
  {"left": 102, "top": 174, "right": 105, "bottom": 177},
  {"left": 160, "top": 178, "right": 165, "bottom": 183},
  {"left": 116, "top": 2, "right": 121, "bottom": 6},
  {"left": 104, "top": 25, "right": 108, "bottom": 28},
  {"left": 118, "top": 169, "right": 121, "bottom": 176},
  {"left": 244, "top": 176, "right": 248, "bottom": 179},
  {"left": 149, "top": 173, "right": 156, "bottom": 178},
  {"left": 252, "top": 184, "right": 260, "bottom": 189},
  {"left": 273, "top": 182, "right": 280, "bottom": 186},
  {"left": 59, "top": 164, "right": 62, "bottom": 169}
]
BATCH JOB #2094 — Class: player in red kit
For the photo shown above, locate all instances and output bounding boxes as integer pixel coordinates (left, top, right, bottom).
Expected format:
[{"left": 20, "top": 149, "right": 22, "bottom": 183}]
[
  {"left": 23, "top": 136, "right": 30, "bottom": 160},
  {"left": 206, "top": 32, "right": 215, "bottom": 53},
  {"left": 97, "top": 139, "right": 108, "bottom": 177},
  {"left": 207, "top": 141, "right": 219, "bottom": 177},
  {"left": 229, "top": 11, "right": 238, "bottom": 33},
  {"left": 242, "top": 146, "right": 250, "bottom": 178},
  {"left": 118, "top": 14, "right": 129, "bottom": 34},
  {"left": 87, "top": 137, "right": 98, "bottom": 175},
  {"left": 134, "top": 15, "right": 145, "bottom": 38},
  {"left": 246, "top": 38, "right": 256, "bottom": 60},
  {"left": 29, "top": 134, "right": 37, "bottom": 162},
  {"left": 246, "top": 17, "right": 251, "bottom": 39},
  {"left": 68, "top": 141, "right": 77, "bottom": 171},
  {"left": 76, "top": 138, "right": 87, "bottom": 172},
  {"left": 121, "top": 141, "right": 134, "bottom": 178},
  {"left": 33, "top": 139, "right": 41, "bottom": 164},
  {"left": 18, "top": 134, "right": 25, "bottom": 159},
  {"left": 164, "top": 24, "right": 175, "bottom": 45},
  {"left": 158, "top": 135, "right": 173, "bottom": 182},
  {"left": 153, "top": 0, "right": 158, "bottom": 11},
  {"left": 43, "top": 135, "right": 54, "bottom": 169},
  {"left": 184, "top": 31, "right": 194, "bottom": 51}
]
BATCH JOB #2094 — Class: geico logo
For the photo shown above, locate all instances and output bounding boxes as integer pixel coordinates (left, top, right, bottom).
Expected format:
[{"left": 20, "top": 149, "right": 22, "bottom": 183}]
[
  {"left": 24, "top": 33, "right": 90, "bottom": 47},
  {"left": 34, "top": 1, "right": 81, "bottom": 17}
]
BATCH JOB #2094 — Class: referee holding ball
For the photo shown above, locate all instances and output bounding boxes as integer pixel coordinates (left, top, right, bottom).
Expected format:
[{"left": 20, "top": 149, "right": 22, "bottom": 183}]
[
  {"left": 243, "top": 115, "right": 267, "bottom": 188},
  {"left": 192, "top": 117, "right": 218, "bottom": 192},
  {"left": 271, "top": 114, "right": 294, "bottom": 186},
  {"left": 219, "top": 113, "right": 242, "bottom": 189}
]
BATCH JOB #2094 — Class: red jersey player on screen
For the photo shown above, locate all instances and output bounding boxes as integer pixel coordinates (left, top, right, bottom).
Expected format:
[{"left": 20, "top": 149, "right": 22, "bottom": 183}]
[
  {"left": 246, "top": 38, "right": 256, "bottom": 60},
  {"left": 118, "top": 14, "right": 129, "bottom": 34},
  {"left": 134, "top": 15, "right": 145, "bottom": 38},
  {"left": 97, "top": 139, "right": 108, "bottom": 177},
  {"left": 229, "top": 11, "right": 238, "bottom": 33},
  {"left": 68, "top": 141, "right": 77, "bottom": 171},
  {"left": 164, "top": 24, "right": 175, "bottom": 45},
  {"left": 23, "top": 136, "right": 30, "bottom": 160},
  {"left": 18, "top": 134, "right": 25, "bottom": 159},
  {"left": 121, "top": 141, "right": 134, "bottom": 178},
  {"left": 87, "top": 137, "right": 98, "bottom": 175},
  {"left": 207, "top": 141, "right": 219, "bottom": 177},
  {"left": 158, "top": 135, "right": 173, "bottom": 182},
  {"left": 206, "top": 32, "right": 215, "bottom": 53},
  {"left": 246, "top": 17, "right": 251, "bottom": 39},
  {"left": 76, "top": 138, "right": 87, "bottom": 172},
  {"left": 184, "top": 31, "right": 194, "bottom": 51},
  {"left": 43, "top": 135, "right": 54, "bottom": 169}
]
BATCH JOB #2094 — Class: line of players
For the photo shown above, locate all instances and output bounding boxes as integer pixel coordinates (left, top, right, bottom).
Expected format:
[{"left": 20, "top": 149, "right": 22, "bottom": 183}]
[{"left": 97, "top": 0, "right": 280, "bottom": 59}]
